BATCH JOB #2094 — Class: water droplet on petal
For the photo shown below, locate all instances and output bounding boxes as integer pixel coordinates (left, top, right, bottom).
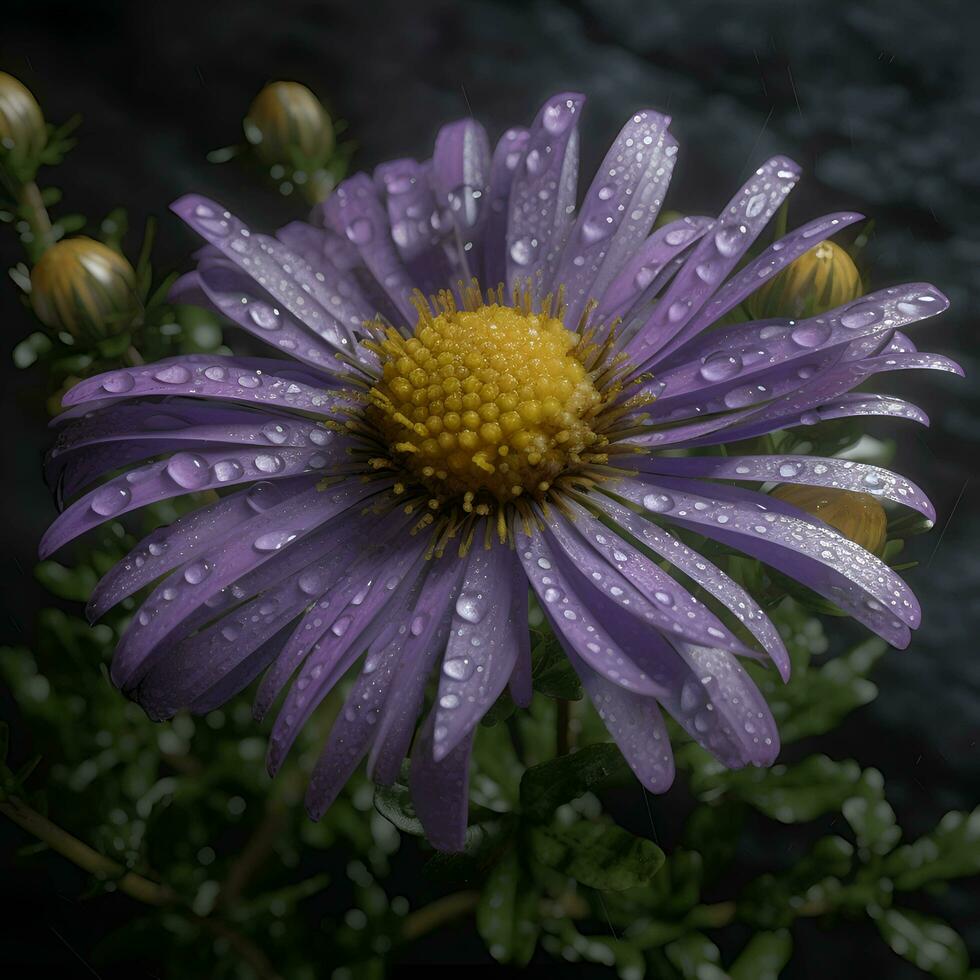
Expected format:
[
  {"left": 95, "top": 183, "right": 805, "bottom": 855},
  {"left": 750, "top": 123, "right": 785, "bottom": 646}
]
[
  {"left": 166, "top": 452, "right": 210, "bottom": 489},
  {"left": 254, "top": 530, "right": 298, "bottom": 552},
  {"left": 643, "top": 492, "right": 674, "bottom": 513},
  {"left": 455, "top": 591, "right": 485, "bottom": 624},
  {"left": 212, "top": 459, "right": 244, "bottom": 483},
  {"left": 183, "top": 561, "right": 211, "bottom": 585},
  {"left": 91, "top": 485, "right": 131, "bottom": 516},
  {"left": 699, "top": 351, "right": 743, "bottom": 382},
  {"left": 345, "top": 218, "right": 373, "bottom": 245},
  {"left": 102, "top": 372, "right": 135, "bottom": 393}
]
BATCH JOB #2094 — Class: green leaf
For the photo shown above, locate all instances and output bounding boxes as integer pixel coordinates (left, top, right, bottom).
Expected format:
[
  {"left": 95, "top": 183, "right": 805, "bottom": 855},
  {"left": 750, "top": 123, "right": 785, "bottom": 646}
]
[
  {"left": 476, "top": 848, "right": 540, "bottom": 966},
  {"left": 729, "top": 930, "right": 792, "bottom": 980},
  {"left": 882, "top": 807, "right": 980, "bottom": 891},
  {"left": 547, "top": 920, "right": 646, "bottom": 979},
  {"left": 531, "top": 820, "right": 664, "bottom": 891},
  {"left": 531, "top": 627, "right": 582, "bottom": 700},
  {"left": 520, "top": 742, "right": 627, "bottom": 822},
  {"left": 34, "top": 560, "right": 98, "bottom": 602},
  {"left": 373, "top": 776, "right": 423, "bottom": 836},
  {"left": 738, "top": 836, "right": 853, "bottom": 929},
  {"left": 842, "top": 771, "right": 901, "bottom": 856},
  {"left": 664, "top": 933, "right": 726, "bottom": 980},
  {"left": 873, "top": 908, "right": 968, "bottom": 980},
  {"left": 12, "top": 331, "right": 52, "bottom": 368},
  {"left": 700, "top": 755, "right": 882, "bottom": 825},
  {"left": 776, "top": 637, "right": 886, "bottom": 743}
]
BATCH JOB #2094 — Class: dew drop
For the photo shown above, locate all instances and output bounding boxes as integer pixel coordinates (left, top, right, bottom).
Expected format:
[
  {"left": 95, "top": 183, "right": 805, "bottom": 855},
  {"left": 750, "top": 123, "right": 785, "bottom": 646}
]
[
  {"left": 699, "top": 351, "right": 743, "bottom": 382},
  {"left": 643, "top": 492, "right": 674, "bottom": 513},
  {"left": 166, "top": 452, "right": 210, "bottom": 489},
  {"left": 154, "top": 364, "right": 192, "bottom": 385},
  {"left": 212, "top": 459, "right": 244, "bottom": 483},
  {"left": 101, "top": 372, "right": 135, "bottom": 393},
  {"left": 183, "top": 561, "right": 211, "bottom": 585},
  {"left": 91, "top": 485, "right": 131, "bottom": 516}
]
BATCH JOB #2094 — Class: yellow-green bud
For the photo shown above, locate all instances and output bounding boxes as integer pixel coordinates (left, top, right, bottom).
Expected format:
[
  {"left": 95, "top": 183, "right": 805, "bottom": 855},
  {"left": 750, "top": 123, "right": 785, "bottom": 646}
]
[
  {"left": 0, "top": 71, "right": 47, "bottom": 170},
  {"left": 30, "top": 237, "right": 139, "bottom": 337},
  {"left": 748, "top": 240, "right": 862, "bottom": 320},
  {"left": 770, "top": 484, "right": 887, "bottom": 555},
  {"left": 244, "top": 81, "right": 334, "bottom": 167}
]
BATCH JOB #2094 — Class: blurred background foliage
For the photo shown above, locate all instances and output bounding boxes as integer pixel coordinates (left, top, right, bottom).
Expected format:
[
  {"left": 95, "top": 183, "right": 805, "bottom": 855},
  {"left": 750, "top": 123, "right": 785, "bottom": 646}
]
[{"left": 1, "top": 1, "right": 978, "bottom": 977}]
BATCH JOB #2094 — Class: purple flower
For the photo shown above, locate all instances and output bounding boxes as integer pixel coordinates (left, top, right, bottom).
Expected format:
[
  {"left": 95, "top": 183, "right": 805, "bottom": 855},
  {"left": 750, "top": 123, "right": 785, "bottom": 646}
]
[{"left": 42, "top": 94, "right": 958, "bottom": 851}]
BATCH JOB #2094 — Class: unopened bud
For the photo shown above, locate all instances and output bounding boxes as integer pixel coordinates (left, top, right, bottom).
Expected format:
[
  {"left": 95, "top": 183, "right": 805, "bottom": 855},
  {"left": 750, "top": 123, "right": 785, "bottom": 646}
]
[
  {"left": 771, "top": 484, "right": 887, "bottom": 555},
  {"left": 0, "top": 71, "right": 47, "bottom": 171},
  {"left": 244, "top": 81, "right": 334, "bottom": 168},
  {"left": 749, "top": 240, "right": 862, "bottom": 320},
  {"left": 30, "top": 237, "right": 139, "bottom": 337}
]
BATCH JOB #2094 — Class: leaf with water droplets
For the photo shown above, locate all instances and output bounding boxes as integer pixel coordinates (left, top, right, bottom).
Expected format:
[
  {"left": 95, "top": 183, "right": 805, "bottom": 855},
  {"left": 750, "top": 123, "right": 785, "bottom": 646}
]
[
  {"left": 519, "top": 742, "right": 628, "bottom": 822},
  {"left": 530, "top": 819, "right": 665, "bottom": 891}
]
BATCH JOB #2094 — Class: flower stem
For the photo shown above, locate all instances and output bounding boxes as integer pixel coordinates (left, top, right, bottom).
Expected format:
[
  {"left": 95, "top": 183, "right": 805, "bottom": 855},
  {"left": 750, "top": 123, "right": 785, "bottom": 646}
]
[
  {"left": 17, "top": 180, "right": 54, "bottom": 256},
  {"left": 0, "top": 796, "right": 174, "bottom": 905},
  {"left": 400, "top": 890, "right": 480, "bottom": 941}
]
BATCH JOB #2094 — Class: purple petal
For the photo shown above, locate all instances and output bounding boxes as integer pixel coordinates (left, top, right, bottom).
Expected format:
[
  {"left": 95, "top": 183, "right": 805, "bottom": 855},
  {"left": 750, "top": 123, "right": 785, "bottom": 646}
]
[
  {"left": 547, "top": 505, "right": 757, "bottom": 656},
  {"left": 594, "top": 216, "right": 712, "bottom": 327},
  {"left": 564, "top": 644, "right": 675, "bottom": 792},
  {"left": 320, "top": 173, "right": 418, "bottom": 325},
  {"left": 59, "top": 356, "right": 347, "bottom": 416},
  {"left": 625, "top": 157, "right": 801, "bottom": 368},
  {"left": 647, "top": 283, "right": 951, "bottom": 418},
  {"left": 484, "top": 127, "right": 529, "bottom": 288},
  {"left": 188, "top": 631, "right": 286, "bottom": 716},
  {"left": 306, "top": 638, "right": 402, "bottom": 820},
  {"left": 432, "top": 543, "right": 519, "bottom": 760},
  {"left": 375, "top": 158, "right": 457, "bottom": 294},
  {"left": 170, "top": 195, "right": 365, "bottom": 346},
  {"left": 615, "top": 476, "right": 917, "bottom": 646},
  {"left": 507, "top": 561, "right": 532, "bottom": 708},
  {"left": 111, "top": 478, "right": 383, "bottom": 690},
  {"left": 554, "top": 110, "right": 675, "bottom": 326},
  {"left": 410, "top": 710, "right": 474, "bottom": 852},
  {"left": 516, "top": 526, "right": 663, "bottom": 695},
  {"left": 195, "top": 252, "right": 354, "bottom": 372},
  {"left": 41, "top": 438, "right": 350, "bottom": 558},
  {"left": 660, "top": 211, "right": 864, "bottom": 358},
  {"left": 367, "top": 553, "right": 465, "bottom": 784},
  {"left": 265, "top": 529, "right": 429, "bottom": 775},
  {"left": 87, "top": 477, "right": 315, "bottom": 620},
  {"left": 667, "top": 642, "right": 780, "bottom": 767},
  {"left": 506, "top": 93, "right": 585, "bottom": 296},
  {"left": 432, "top": 119, "right": 492, "bottom": 280},
  {"left": 592, "top": 495, "right": 790, "bottom": 679},
  {"left": 639, "top": 454, "right": 935, "bottom": 522}
]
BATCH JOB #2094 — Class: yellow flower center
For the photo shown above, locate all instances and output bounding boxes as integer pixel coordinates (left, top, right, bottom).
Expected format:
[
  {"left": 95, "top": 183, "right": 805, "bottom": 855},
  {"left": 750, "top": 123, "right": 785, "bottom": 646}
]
[{"left": 368, "top": 294, "right": 604, "bottom": 507}]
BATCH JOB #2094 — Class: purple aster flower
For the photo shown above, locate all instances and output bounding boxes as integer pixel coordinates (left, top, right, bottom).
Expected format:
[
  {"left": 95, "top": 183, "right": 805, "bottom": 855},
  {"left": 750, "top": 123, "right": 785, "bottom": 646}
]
[{"left": 42, "top": 93, "right": 958, "bottom": 852}]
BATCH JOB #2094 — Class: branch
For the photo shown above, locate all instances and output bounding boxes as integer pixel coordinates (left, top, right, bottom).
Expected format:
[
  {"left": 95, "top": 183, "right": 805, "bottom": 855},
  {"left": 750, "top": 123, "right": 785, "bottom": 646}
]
[
  {"left": 0, "top": 796, "right": 174, "bottom": 906},
  {"left": 400, "top": 890, "right": 480, "bottom": 941}
]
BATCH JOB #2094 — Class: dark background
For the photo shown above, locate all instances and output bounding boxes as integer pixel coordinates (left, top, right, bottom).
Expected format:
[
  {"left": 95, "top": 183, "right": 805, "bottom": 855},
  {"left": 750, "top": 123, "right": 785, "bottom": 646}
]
[{"left": 1, "top": 0, "right": 977, "bottom": 975}]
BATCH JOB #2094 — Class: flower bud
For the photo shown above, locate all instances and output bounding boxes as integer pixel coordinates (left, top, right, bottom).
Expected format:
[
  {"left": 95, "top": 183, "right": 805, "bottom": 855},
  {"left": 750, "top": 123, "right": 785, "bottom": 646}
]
[
  {"left": 770, "top": 484, "right": 887, "bottom": 555},
  {"left": 244, "top": 81, "right": 334, "bottom": 167},
  {"left": 748, "top": 240, "right": 862, "bottom": 320},
  {"left": 30, "top": 237, "right": 139, "bottom": 337},
  {"left": 0, "top": 71, "right": 47, "bottom": 170}
]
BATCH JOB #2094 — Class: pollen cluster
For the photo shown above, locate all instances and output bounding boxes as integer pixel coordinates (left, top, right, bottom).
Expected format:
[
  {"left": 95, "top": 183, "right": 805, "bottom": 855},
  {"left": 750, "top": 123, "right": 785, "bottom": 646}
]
[{"left": 367, "top": 290, "right": 605, "bottom": 508}]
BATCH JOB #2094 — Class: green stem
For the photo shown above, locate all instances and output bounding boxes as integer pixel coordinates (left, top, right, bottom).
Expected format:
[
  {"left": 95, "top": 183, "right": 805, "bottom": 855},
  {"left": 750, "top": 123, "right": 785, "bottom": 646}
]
[
  {"left": 17, "top": 180, "right": 54, "bottom": 255},
  {"left": 0, "top": 796, "right": 283, "bottom": 979},
  {"left": 401, "top": 890, "right": 480, "bottom": 941},
  {"left": 0, "top": 796, "right": 174, "bottom": 905}
]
